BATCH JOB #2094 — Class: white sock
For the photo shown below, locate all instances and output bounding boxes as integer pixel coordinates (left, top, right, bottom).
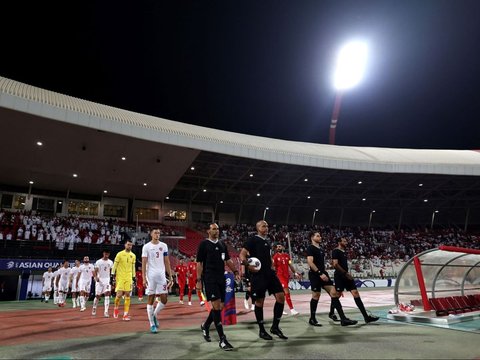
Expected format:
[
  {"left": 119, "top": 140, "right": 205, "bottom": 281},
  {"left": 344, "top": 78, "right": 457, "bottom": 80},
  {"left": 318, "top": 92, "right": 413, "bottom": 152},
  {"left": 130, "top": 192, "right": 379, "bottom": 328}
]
[
  {"left": 104, "top": 296, "right": 110, "bottom": 312},
  {"left": 147, "top": 304, "right": 155, "bottom": 326},
  {"left": 93, "top": 297, "right": 99, "bottom": 308},
  {"left": 154, "top": 301, "right": 165, "bottom": 317},
  {"left": 80, "top": 296, "right": 85, "bottom": 308}
]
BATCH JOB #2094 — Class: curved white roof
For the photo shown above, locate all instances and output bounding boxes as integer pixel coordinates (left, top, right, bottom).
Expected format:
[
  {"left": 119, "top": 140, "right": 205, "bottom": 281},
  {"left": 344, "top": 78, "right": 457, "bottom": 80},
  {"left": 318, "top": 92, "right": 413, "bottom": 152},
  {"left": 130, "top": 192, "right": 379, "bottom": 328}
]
[{"left": 1, "top": 75, "right": 479, "bottom": 176}]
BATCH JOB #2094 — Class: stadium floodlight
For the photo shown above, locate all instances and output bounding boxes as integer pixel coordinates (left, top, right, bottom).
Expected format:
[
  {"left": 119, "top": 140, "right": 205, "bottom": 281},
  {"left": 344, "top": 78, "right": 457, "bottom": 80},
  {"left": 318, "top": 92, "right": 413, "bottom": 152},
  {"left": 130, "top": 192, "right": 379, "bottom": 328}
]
[
  {"left": 333, "top": 41, "right": 368, "bottom": 90},
  {"left": 329, "top": 40, "right": 368, "bottom": 145}
]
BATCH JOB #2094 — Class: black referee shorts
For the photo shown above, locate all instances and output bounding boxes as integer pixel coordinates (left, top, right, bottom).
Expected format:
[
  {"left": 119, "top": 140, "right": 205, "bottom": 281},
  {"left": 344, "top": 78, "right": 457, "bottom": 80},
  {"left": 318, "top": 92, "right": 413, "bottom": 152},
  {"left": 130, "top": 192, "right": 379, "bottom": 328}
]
[
  {"left": 204, "top": 280, "right": 226, "bottom": 302},
  {"left": 334, "top": 272, "right": 357, "bottom": 292},
  {"left": 250, "top": 269, "right": 283, "bottom": 299},
  {"left": 308, "top": 270, "right": 334, "bottom": 292}
]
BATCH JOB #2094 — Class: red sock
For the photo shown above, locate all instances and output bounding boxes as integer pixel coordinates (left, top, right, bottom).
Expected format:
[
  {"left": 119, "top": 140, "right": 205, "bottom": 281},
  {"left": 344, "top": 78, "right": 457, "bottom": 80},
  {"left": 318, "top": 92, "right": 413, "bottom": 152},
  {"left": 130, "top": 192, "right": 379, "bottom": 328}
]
[{"left": 285, "top": 293, "right": 294, "bottom": 309}]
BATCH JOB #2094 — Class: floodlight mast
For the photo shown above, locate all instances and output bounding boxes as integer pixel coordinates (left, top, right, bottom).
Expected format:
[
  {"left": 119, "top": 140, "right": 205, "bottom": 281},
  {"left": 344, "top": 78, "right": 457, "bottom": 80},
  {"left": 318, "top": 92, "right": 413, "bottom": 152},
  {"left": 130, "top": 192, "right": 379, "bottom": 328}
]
[
  {"left": 329, "top": 41, "right": 368, "bottom": 145},
  {"left": 329, "top": 92, "right": 343, "bottom": 145}
]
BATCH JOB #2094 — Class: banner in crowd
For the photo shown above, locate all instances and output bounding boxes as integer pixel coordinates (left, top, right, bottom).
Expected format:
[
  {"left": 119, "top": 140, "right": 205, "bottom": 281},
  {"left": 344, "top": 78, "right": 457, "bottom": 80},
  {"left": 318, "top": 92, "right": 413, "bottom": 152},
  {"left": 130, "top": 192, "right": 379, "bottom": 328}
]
[
  {"left": 0, "top": 259, "right": 75, "bottom": 271},
  {"left": 222, "top": 272, "right": 237, "bottom": 325}
]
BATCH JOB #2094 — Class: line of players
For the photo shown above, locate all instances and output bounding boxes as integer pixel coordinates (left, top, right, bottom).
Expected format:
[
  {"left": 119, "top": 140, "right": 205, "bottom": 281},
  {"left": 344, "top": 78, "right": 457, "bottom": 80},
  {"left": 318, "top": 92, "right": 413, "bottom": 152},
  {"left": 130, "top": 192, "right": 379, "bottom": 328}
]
[
  {"left": 174, "top": 256, "right": 205, "bottom": 306},
  {"left": 41, "top": 239, "right": 369, "bottom": 322},
  {"left": 40, "top": 251, "right": 205, "bottom": 317},
  {"left": 41, "top": 224, "right": 379, "bottom": 353},
  {"left": 41, "top": 252, "right": 114, "bottom": 316}
]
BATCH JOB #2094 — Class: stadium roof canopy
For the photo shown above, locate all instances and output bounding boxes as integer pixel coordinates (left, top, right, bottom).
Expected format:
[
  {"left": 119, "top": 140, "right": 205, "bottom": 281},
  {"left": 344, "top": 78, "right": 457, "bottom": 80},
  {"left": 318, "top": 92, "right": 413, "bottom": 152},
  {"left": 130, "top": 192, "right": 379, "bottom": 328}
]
[{"left": 1, "top": 76, "right": 480, "bottom": 227}]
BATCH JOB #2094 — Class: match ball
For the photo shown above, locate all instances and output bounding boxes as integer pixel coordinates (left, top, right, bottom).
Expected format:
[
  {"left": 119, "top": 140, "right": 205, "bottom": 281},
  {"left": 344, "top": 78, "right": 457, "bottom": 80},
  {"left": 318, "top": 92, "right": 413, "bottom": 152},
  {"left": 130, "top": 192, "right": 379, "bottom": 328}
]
[{"left": 247, "top": 257, "right": 261, "bottom": 271}]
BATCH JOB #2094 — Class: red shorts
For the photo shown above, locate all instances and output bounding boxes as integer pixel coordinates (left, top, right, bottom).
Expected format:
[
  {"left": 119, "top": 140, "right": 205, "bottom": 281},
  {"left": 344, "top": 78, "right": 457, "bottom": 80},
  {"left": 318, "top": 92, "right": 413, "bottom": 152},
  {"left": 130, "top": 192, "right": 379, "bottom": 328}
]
[{"left": 188, "top": 278, "right": 196, "bottom": 289}]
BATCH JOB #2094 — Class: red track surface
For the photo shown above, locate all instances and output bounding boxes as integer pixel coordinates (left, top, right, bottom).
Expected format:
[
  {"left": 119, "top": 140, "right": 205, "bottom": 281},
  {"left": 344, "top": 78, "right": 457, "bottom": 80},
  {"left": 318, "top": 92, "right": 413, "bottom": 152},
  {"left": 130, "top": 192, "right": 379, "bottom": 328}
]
[
  {"left": 0, "top": 299, "right": 256, "bottom": 347},
  {"left": 0, "top": 290, "right": 395, "bottom": 347}
]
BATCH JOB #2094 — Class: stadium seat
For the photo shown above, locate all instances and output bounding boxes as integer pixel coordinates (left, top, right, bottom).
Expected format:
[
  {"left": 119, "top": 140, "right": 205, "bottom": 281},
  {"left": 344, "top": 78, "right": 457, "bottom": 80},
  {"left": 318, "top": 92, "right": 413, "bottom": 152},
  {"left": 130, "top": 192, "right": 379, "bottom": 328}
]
[
  {"left": 452, "top": 296, "right": 474, "bottom": 312},
  {"left": 429, "top": 297, "right": 454, "bottom": 316},
  {"left": 444, "top": 296, "right": 465, "bottom": 314},
  {"left": 466, "top": 295, "right": 480, "bottom": 310}
]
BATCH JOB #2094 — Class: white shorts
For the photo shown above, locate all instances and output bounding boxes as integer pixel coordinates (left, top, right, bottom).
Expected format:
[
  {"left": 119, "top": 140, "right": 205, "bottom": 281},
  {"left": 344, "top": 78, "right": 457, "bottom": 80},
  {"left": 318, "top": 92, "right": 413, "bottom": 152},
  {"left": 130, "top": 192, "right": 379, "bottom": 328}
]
[
  {"left": 78, "top": 280, "right": 92, "bottom": 293},
  {"left": 71, "top": 282, "right": 79, "bottom": 293},
  {"left": 146, "top": 272, "right": 168, "bottom": 295},
  {"left": 42, "top": 285, "right": 52, "bottom": 293},
  {"left": 95, "top": 278, "right": 111, "bottom": 295},
  {"left": 58, "top": 280, "right": 69, "bottom": 293}
]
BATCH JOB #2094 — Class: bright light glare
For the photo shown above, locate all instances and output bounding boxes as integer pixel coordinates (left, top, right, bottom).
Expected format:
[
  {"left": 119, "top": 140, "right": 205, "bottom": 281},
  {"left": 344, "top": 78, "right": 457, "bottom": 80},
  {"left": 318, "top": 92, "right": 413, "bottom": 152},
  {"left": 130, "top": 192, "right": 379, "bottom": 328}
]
[{"left": 333, "top": 41, "right": 368, "bottom": 90}]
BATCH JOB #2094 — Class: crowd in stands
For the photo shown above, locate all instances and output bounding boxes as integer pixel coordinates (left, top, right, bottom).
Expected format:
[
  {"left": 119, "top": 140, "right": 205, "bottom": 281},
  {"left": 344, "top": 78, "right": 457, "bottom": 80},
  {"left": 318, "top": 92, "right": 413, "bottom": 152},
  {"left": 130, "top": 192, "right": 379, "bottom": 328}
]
[
  {"left": 219, "top": 223, "right": 480, "bottom": 277},
  {"left": 2, "top": 210, "right": 480, "bottom": 278},
  {"left": 0, "top": 210, "right": 183, "bottom": 249},
  {"left": 220, "top": 223, "right": 480, "bottom": 259},
  {"left": 0, "top": 210, "right": 134, "bottom": 249}
]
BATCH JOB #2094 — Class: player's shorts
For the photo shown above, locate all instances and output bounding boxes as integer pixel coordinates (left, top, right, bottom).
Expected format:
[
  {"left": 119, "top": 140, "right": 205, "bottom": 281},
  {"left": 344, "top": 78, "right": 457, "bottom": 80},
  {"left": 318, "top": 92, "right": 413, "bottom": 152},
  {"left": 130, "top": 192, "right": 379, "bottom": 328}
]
[
  {"left": 334, "top": 272, "right": 357, "bottom": 292},
  {"left": 116, "top": 277, "right": 133, "bottom": 292},
  {"left": 146, "top": 272, "right": 168, "bottom": 295},
  {"left": 204, "top": 279, "right": 226, "bottom": 302},
  {"left": 277, "top": 275, "right": 290, "bottom": 289},
  {"left": 42, "top": 285, "right": 52, "bottom": 293},
  {"left": 250, "top": 268, "right": 283, "bottom": 299},
  {"left": 78, "top": 279, "right": 92, "bottom": 293},
  {"left": 188, "top": 278, "right": 197, "bottom": 289},
  {"left": 95, "top": 278, "right": 112, "bottom": 295},
  {"left": 71, "top": 281, "right": 79, "bottom": 293},
  {"left": 178, "top": 279, "right": 186, "bottom": 291},
  {"left": 308, "top": 270, "right": 334, "bottom": 292},
  {"left": 58, "top": 280, "right": 69, "bottom": 293}
]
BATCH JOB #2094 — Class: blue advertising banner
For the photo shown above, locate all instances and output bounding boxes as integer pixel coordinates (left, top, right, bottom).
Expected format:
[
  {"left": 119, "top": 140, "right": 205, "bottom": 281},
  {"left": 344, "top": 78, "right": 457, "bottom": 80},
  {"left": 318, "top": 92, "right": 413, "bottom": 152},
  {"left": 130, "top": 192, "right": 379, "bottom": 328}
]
[
  {"left": 222, "top": 272, "right": 237, "bottom": 325},
  {"left": 0, "top": 259, "right": 75, "bottom": 271}
]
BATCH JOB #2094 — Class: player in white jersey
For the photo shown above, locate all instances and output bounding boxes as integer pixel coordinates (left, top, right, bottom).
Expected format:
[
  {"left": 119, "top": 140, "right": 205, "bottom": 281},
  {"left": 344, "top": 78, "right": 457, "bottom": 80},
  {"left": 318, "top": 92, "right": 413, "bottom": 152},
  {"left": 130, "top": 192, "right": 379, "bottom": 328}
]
[
  {"left": 76, "top": 256, "right": 95, "bottom": 312},
  {"left": 69, "top": 260, "right": 81, "bottom": 308},
  {"left": 93, "top": 250, "right": 114, "bottom": 317},
  {"left": 42, "top": 267, "right": 55, "bottom": 303},
  {"left": 52, "top": 266, "right": 61, "bottom": 304},
  {"left": 55, "top": 260, "right": 71, "bottom": 307},
  {"left": 142, "top": 228, "right": 174, "bottom": 333}
]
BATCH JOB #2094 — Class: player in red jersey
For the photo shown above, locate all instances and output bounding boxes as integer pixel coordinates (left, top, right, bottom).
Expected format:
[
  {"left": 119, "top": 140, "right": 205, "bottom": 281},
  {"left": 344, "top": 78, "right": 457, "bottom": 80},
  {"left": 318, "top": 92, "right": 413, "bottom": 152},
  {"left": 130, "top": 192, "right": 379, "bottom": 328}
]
[
  {"left": 135, "top": 265, "right": 144, "bottom": 301},
  {"left": 272, "top": 244, "right": 301, "bottom": 315},
  {"left": 187, "top": 255, "right": 204, "bottom": 306},
  {"left": 175, "top": 258, "right": 188, "bottom": 304}
]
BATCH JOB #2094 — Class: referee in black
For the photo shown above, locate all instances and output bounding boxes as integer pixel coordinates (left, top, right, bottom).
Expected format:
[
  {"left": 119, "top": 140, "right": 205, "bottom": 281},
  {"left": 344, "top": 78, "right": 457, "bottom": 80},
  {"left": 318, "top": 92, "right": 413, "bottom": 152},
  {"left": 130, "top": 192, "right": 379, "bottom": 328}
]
[
  {"left": 329, "top": 236, "right": 379, "bottom": 323},
  {"left": 306, "top": 231, "right": 357, "bottom": 326},
  {"left": 239, "top": 220, "right": 288, "bottom": 340},
  {"left": 196, "top": 223, "right": 240, "bottom": 351}
]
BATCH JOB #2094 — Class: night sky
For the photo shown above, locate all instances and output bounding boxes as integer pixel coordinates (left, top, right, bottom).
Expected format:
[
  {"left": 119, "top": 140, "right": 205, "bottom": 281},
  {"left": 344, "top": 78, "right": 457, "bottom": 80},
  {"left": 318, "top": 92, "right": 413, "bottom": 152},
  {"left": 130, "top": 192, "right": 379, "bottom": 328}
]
[{"left": 2, "top": 0, "right": 479, "bottom": 150}]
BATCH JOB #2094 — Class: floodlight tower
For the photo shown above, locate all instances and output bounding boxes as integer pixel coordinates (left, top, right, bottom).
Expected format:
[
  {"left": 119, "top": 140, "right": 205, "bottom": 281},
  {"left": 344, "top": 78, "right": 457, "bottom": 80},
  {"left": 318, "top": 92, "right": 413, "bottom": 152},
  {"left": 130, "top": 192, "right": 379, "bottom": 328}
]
[
  {"left": 329, "top": 41, "right": 368, "bottom": 145},
  {"left": 263, "top": 207, "right": 269, "bottom": 221},
  {"left": 431, "top": 210, "right": 439, "bottom": 229}
]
